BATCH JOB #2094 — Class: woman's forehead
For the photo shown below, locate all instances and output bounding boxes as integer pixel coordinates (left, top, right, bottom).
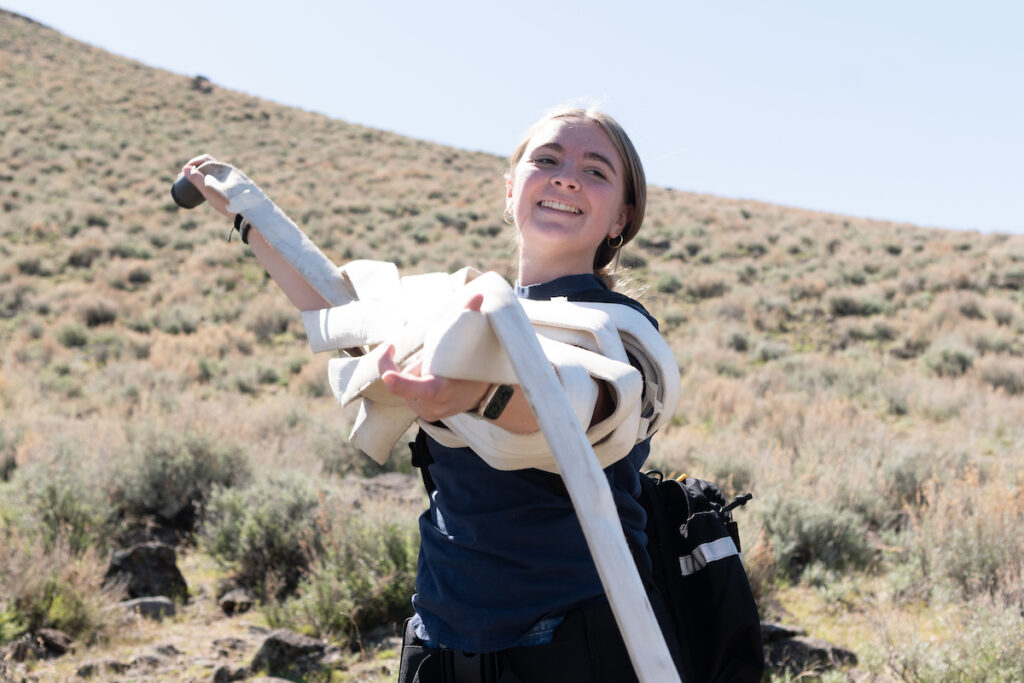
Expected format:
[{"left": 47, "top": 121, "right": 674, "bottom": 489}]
[{"left": 526, "top": 118, "right": 618, "bottom": 160}]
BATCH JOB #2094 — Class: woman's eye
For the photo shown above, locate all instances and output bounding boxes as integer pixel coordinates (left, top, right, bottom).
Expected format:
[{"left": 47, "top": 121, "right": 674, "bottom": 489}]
[
  {"left": 534, "top": 156, "right": 556, "bottom": 165},
  {"left": 587, "top": 168, "right": 607, "bottom": 179}
]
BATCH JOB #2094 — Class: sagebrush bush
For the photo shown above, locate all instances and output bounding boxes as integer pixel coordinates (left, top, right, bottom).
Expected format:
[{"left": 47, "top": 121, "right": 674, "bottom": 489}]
[
  {"left": 976, "top": 356, "right": 1024, "bottom": 395},
  {"left": 0, "top": 530, "right": 121, "bottom": 647},
  {"left": 910, "top": 467, "right": 1024, "bottom": 606},
  {"left": 151, "top": 305, "right": 201, "bottom": 335},
  {"left": 243, "top": 304, "right": 296, "bottom": 344},
  {"left": 923, "top": 337, "right": 974, "bottom": 377},
  {"left": 264, "top": 500, "right": 419, "bottom": 644},
  {"left": 686, "top": 272, "right": 730, "bottom": 299},
  {"left": 9, "top": 449, "right": 115, "bottom": 555},
  {"left": 884, "top": 596, "right": 1024, "bottom": 683},
  {"left": 753, "top": 340, "right": 789, "bottom": 363},
  {"left": 654, "top": 274, "right": 682, "bottom": 294},
  {"left": 80, "top": 298, "right": 118, "bottom": 327},
  {"left": 827, "top": 290, "right": 886, "bottom": 317},
  {"left": 56, "top": 324, "right": 88, "bottom": 348},
  {"left": 759, "top": 495, "right": 873, "bottom": 580},
  {"left": 201, "top": 472, "right": 319, "bottom": 598},
  {"left": 113, "top": 426, "right": 250, "bottom": 530}
]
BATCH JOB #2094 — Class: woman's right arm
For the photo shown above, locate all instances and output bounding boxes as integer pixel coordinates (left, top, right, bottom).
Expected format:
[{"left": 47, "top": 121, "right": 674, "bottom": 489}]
[{"left": 181, "top": 156, "right": 331, "bottom": 312}]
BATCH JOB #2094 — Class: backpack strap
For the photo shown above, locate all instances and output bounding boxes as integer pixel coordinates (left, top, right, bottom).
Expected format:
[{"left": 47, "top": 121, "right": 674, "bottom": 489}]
[{"left": 409, "top": 428, "right": 437, "bottom": 495}]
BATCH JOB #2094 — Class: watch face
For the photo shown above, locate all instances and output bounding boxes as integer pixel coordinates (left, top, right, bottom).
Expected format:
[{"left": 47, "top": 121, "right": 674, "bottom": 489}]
[{"left": 483, "top": 384, "right": 515, "bottom": 420}]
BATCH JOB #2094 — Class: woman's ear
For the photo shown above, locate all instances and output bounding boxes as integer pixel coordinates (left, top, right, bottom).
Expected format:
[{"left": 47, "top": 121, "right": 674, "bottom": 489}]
[{"left": 612, "top": 205, "right": 633, "bottom": 236}]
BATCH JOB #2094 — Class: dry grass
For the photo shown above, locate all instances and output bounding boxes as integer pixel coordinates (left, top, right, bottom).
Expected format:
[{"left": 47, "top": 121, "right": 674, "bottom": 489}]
[{"left": 3, "top": 7, "right": 1024, "bottom": 679}]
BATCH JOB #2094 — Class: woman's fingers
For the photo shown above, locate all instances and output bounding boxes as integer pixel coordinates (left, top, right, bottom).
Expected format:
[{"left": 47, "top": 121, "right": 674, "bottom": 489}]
[
  {"left": 181, "top": 162, "right": 234, "bottom": 218},
  {"left": 181, "top": 154, "right": 215, "bottom": 176},
  {"left": 464, "top": 293, "right": 484, "bottom": 312}
]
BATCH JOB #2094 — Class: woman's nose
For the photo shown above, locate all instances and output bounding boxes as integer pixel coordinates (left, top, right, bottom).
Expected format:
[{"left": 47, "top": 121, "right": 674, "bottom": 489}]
[{"left": 551, "top": 173, "right": 579, "bottom": 191}]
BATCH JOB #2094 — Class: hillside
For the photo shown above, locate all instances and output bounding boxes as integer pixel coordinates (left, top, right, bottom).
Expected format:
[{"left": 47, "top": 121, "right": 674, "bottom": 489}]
[{"left": 2, "top": 8, "right": 1023, "bottom": 682}]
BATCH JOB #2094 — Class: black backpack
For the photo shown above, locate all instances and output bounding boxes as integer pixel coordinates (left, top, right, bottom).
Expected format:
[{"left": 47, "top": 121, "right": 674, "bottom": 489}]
[{"left": 638, "top": 470, "right": 764, "bottom": 683}]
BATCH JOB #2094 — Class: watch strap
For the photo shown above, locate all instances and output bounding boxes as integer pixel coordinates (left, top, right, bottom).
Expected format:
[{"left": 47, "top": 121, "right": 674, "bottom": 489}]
[{"left": 477, "top": 383, "right": 514, "bottom": 420}]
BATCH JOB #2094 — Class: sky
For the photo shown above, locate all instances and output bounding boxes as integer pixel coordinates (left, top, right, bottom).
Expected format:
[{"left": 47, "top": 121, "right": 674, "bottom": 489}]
[{"left": 4, "top": 0, "right": 1022, "bottom": 234}]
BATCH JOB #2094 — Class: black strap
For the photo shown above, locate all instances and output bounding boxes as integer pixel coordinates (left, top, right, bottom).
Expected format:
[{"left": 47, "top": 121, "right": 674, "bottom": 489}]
[{"left": 409, "top": 429, "right": 438, "bottom": 495}]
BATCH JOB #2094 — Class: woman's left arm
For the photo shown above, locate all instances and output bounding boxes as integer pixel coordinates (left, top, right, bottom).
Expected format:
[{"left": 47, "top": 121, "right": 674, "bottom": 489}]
[
  {"left": 377, "top": 294, "right": 616, "bottom": 434},
  {"left": 377, "top": 293, "right": 540, "bottom": 434}
]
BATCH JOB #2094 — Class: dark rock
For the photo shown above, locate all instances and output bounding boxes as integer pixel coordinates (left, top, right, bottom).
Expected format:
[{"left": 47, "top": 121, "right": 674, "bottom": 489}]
[
  {"left": 154, "top": 643, "right": 184, "bottom": 657},
  {"left": 129, "top": 653, "right": 163, "bottom": 669},
  {"left": 77, "top": 659, "right": 128, "bottom": 678},
  {"left": 250, "top": 629, "right": 326, "bottom": 679},
  {"left": 760, "top": 621, "right": 807, "bottom": 644},
  {"left": 765, "top": 635, "right": 858, "bottom": 676},
  {"left": 191, "top": 75, "right": 214, "bottom": 94},
  {"left": 36, "top": 628, "right": 72, "bottom": 656},
  {"left": 104, "top": 542, "right": 187, "bottom": 600},
  {"left": 320, "top": 644, "right": 347, "bottom": 670},
  {"left": 213, "top": 664, "right": 249, "bottom": 682},
  {"left": 119, "top": 596, "right": 176, "bottom": 619},
  {"left": 213, "top": 637, "right": 249, "bottom": 658},
  {"left": 4, "top": 629, "right": 73, "bottom": 662},
  {"left": 219, "top": 588, "right": 255, "bottom": 616}
]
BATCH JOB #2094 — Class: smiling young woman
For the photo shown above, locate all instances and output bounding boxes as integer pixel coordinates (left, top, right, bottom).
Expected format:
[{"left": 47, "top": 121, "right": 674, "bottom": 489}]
[{"left": 181, "top": 106, "right": 675, "bottom": 683}]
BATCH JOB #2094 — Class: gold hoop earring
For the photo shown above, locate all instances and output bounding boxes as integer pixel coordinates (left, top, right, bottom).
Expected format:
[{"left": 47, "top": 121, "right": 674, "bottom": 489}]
[
  {"left": 606, "top": 234, "right": 624, "bottom": 249},
  {"left": 503, "top": 208, "right": 514, "bottom": 225}
]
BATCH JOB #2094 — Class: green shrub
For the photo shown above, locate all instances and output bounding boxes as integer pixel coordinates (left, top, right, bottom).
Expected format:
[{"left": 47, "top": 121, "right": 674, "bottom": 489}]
[
  {"left": 246, "top": 307, "right": 294, "bottom": 344},
  {"left": 977, "top": 357, "right": 1024, "bottom": 395},
  {"left": 113, "top": 426, "right": 250, "bottom": 530},
  {"left": 923, "top": 339, "right": 974, "bottom": 377},
  {"left": 152, "top": 305, "right": 200, "bottom": 335},
  {"left": 723, "top": 330, "right": 749, "bottom": 353},
  {"left": 885, "top": 598, "right": 1024, "bottom": 683},
  {"left": 201, "top": 473, "right": 319, "bottom": 598},
  {"left": 67, "top": 245, "right": 102, "bottom": 268},
  {"left": 81, "top": 300, "right": 117, "bottom": 327},
  {"left": 16, "top": 259, "right": 46, "bottom": 276},
  {"left": 127, "top": 267, "right": 151, "bottom": 285},
  {"left": 0, "top": 533, "right": 119, "bottom": 647},
  {"left": 6, "top": 447, "right": 115, "bottom": 555},
  {"left": 56, "top": 324, "right": 88, "bottom": 348},
  {"left": 655, "top": 274, "right": 683, "bottom": 294},
  {"left": 265, "top": 504, "right": 419, "bottom": 643},
  {"left": 754, "top": 340, "right": 789, "bottom": 362},
  {"left": 107, "top": 242, "right": 151, "bottom": 260},
  {"left": 0, "top": 429, "right": 16, "bottom": 483},
  {"left": 760, "top": 495, "right": 873, "bottom": 580},
  {"left": 827, "top": 291, "right": 886, "bottom": 317},
  {"left": 687, "top": 274, "right": 730, "bottom": 299}
]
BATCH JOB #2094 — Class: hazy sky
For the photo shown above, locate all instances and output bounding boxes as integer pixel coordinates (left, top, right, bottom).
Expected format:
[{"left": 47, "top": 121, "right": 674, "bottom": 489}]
[{"left": 5, "top": 1, "right": 1022, "bottom": 233}]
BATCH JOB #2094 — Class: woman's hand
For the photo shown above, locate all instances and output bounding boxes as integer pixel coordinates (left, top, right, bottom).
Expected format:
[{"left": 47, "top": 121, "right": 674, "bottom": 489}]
[
  {"left": 378, "top": 294, "right": 491, "bottom": 422},
  {"left": 181, "top": 154, "right": 235, "bottom": 219}
]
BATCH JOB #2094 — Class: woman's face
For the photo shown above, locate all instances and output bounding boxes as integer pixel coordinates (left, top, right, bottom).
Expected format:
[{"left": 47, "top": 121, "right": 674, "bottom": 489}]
[{"left": 507, "top": 118, "right": 631, "bottom": 275}]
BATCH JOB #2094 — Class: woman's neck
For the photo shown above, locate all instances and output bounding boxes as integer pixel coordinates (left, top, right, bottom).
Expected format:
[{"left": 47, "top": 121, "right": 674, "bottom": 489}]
[{"left": 517, "top": 251, "right": 593, "bottom": 287}]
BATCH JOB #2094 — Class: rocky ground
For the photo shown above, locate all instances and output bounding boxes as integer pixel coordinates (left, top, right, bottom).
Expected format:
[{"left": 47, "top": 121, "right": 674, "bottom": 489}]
[{"left": 1, "top": 546, "right": 403, "bottom": 683}]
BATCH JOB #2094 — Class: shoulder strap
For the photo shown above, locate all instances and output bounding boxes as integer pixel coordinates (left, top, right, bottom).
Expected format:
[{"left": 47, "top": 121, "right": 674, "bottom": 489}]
[{"left": 408, "top": 428, "right": 437, "bottom": 495}]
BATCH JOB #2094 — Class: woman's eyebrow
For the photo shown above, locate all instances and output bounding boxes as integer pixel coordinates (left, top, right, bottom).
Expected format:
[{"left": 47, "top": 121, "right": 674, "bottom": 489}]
[
  {"left": 535, "top": 143, "right": 618, "bottom": 175},
  {"left": 584, "top": 152, "right": 617, "bottom": 174}
]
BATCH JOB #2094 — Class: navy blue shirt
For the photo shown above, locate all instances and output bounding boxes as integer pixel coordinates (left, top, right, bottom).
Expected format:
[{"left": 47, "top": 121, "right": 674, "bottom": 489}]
[{"left": 411, "top": 274, "right": 659, "bottom": 653}]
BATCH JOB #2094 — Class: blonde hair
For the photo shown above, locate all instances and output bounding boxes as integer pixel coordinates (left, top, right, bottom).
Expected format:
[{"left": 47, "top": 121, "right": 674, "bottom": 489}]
[{"left": 507, "top": 106, "right": 647, "bottom": 289}]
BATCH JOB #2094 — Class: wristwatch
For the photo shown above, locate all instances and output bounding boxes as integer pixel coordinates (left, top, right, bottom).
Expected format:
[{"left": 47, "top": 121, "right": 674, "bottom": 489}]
[{"left": 476, "top": 384, "right": 515, "bottom": 420}]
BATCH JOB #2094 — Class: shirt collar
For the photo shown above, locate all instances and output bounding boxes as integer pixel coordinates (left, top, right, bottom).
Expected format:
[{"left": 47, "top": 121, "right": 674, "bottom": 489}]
[{"left": 514, "top": 273, "right": 607, "bottom": 300}]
